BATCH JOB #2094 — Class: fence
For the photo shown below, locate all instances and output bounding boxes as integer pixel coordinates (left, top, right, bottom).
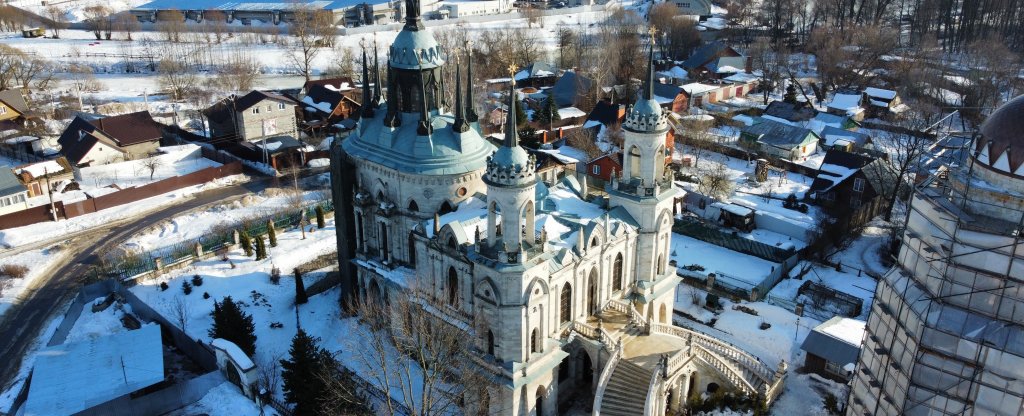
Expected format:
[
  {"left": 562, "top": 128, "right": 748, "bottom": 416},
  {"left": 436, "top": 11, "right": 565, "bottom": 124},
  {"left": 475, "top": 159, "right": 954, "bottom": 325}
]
[
  {"left": 0, "top": 145, "right": 44, "bottom": 164},
  {"left": 96, "top": 199, "right": 334, "bottom": 282}
]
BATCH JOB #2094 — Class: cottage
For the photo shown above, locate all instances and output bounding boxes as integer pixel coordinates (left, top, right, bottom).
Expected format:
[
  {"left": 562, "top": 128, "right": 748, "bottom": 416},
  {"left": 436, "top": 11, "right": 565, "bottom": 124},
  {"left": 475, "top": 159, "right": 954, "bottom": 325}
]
[
  {"left": 513, "top": 62, "right": 558, "bottom": 88},
  {"left": 0, "top": 167, "right": 29, "bottom": 215},
  {"left": 205, "top": 90, "right": 299, "bottom": 143},
  {"left": 712, "top": 202, "right": 755, "bottom": 232},
  {"left": 800, "top": 317, "right": 865, "bottom": 382},
  {"left": 763, "top": 101, "right": 815, "bottom": 124},
  {"left": 551, "top": 71, "right": 595, "bottom": 108},
  {"left": 681, "top": 41, "right": 751, "bottom": 81},
  {"left": 826, "top": 92, "right": 865, "bottom": 120},
  {"left": 586, "top": 152, "right": 622, "bottom": 184},
  {"left": 653, "top": 82, "right": 689, "bottom": 113},
  {"left": 57, "top": 111, "right": 164, "bottom": 166},
  {"left": 301, "top": 84, "right": 362, "bottom": 124},
  {"left": 0, "top": 89, "right": 35, "bottom": 129},
  {"left": 740, "top": 119, "right": 818, "bottom": 161},
  {"left": 863, "top": 87, "right": 908, "bottom": 118},
  {"left": 14, "top": 157, "right": 73, "bottom": 198},
  {"left": 818, "top": 126, "right": 871, "bottom": 152},
  {"left": 810, "top": 149, "right": 896, "bottom": 224},
  {"left": 669, "top": 0, "right": 713, "bottom": 15}
]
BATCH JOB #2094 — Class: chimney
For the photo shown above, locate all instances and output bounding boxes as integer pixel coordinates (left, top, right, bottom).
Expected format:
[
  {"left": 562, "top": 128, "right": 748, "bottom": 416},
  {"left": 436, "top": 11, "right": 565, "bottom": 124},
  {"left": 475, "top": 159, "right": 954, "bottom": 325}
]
[{"left": 745, "top": 56, "right": 753, "bottom": 74}]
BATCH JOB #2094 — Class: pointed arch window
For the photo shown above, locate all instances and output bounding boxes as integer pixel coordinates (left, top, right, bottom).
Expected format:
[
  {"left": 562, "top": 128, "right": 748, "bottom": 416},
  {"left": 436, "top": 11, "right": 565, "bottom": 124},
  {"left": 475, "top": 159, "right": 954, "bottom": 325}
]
[
  {"left": 560, "top": 283, "right": 572, "bottom": 324},
  {"left": 629, "top": 146, "right": 642, "bottom": 179},
  {"left": 408, "top": 199, "right": 419, "bottom": 212},
  {"left": 613, "top": 253, "right": 623, "bottom": 291},
  {"left": 447, "top": 266, "right": 459, "bottom": 306}
]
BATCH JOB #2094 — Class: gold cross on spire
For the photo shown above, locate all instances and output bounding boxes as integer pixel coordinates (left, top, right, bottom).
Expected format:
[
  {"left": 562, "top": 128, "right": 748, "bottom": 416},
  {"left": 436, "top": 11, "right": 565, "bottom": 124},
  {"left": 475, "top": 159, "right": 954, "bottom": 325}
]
[
  {"left": 508, "top": 64, "right": 517, "bottom": 86},
  {"left": 648, "top": 26, "right": 659, "bottom": 45}
]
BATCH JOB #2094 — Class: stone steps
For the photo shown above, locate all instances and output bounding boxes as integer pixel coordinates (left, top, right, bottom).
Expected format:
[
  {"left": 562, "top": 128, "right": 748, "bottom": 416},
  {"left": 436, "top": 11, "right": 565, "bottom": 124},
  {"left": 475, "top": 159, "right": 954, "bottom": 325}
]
[{"left": 600, "top": 360, "right": 652, "bottom": 416}]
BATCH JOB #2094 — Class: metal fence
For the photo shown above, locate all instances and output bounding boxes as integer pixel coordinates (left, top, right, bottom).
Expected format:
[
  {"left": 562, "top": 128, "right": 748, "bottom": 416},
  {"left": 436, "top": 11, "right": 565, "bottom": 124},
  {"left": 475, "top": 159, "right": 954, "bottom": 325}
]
[
  {"left": 673, "top": 217, "right": 795, "bottom": 263},
  {"left": 94, "top": 199, "right": 334, "bottom": 282}
]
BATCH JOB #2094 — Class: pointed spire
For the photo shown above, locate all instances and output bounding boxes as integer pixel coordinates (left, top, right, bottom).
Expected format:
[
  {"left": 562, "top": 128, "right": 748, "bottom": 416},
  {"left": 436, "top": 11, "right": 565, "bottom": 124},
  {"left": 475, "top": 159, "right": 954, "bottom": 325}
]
[
  {"left": 403, "top": 0, "right": 424, "bottom": 30},
  {"left": 360, "top": 45, "right": 374, "bottom": 119},
  {"left": 417, "top": 63, "right": 432, "bottom": 136},
  {"left": 465, "top": 44, "right": 479, "bottom": 123},
  {"left": 453, "top": 59, "right": 469, "bottom": 133},
  {"left": 504, "top": 76, "right": 518, "bottom": 148},
  {"left": 643, "top": 39, "right": 655, "bottom": 101},
  {"left": 372, "top": 40, "right": 382, "bottom": 105},
  {"left": 383, "top": 52, "right": 400, "bottom": 127}
]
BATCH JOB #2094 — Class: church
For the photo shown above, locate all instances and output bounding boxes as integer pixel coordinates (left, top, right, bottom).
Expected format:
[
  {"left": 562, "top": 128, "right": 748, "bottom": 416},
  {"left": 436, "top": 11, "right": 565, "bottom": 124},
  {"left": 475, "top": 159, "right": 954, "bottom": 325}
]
[{"left": 329, "top": 2, "right": 787, "bottom": 413}]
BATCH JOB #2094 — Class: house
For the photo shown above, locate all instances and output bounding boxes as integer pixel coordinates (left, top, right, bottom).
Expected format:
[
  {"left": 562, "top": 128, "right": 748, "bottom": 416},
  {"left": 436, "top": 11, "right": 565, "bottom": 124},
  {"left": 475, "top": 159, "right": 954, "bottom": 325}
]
[
  {"left": 809, "top": 149, "right": 896, "bottom": 224},
  {"left": 826, "top": 92, "right": 865, "bottom": 120},
  {"left": 0, "top": 89, "right": 34, "bottom": 129},
  {"left": 763, "top": 101, "right": 815, "bottom": 124},
  {"left": 585, "top": 100, "right": 625, "bottom": 129},
  {"left": 301, "top": 84, "right": 362, "bottom": 125},
  {"left": 586, "top": 152, "right": 622, "bottom": 184},
  {"left": 818, "top": 126, "right": 871, "bottom": 152},
  {"left": 13, "top": 157, "right": 73, "bottom": 198},
  {"left": 681, "top": 41, "right": 751, "bottom": 80},
  {"left": 863, "top": 87, "right": 908, "bottom": 118},
  {"left": 0, "top": 167, "right": 29, "bottom": 215},
  {"left": 711, "top": 202, "right": 755, "bottom": 232},
  {"left": 653, "top": 82, "right": 690, "bottom": 113},
  {"left": 740, "top": 119, "right": 818, "bottom": 160},
  {"left": 514, "top": 62, "right": 558, "bottom": 88},
  {"left": 670, "top": 0, "right": 713, "bottom": 15},
  {"left": 552, "top": 71, "right": 595, "bottom": 108},
  {"left": 57, "top": 111, "right": 165, "bottom": 166},
  {"left": 656, "top": 66, "right": 688, "bottom": 84},
  {"left": 204, "top": 90, "right": 299, "bottom": 143},
  {"left": 800, "top": 317, "right": 865, "bottom": 382},
  {"left": 223, "top": 135, "right": 309, "bottom": 171}
]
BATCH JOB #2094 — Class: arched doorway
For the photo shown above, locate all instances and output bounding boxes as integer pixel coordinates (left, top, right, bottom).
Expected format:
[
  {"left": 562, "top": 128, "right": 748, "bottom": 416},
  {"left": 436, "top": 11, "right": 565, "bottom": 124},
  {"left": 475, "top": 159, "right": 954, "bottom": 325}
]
[
  {"left": 447, "top": 266, "right": 458, "bottom": 306},
  {"left": 587, "top": 269, "right": 598, "bottom": 316},
  {"left": 560, "top": 283, "right": 572, "bottom": 324},
  {"left": 688, "top": 371, "right": 698, "bottom": 400},
  {"left": 613, "top": 253, "right": 623, "bottom": 291},
  {"left": 579, "top": 351, "right": 593, "bottom": 387}
]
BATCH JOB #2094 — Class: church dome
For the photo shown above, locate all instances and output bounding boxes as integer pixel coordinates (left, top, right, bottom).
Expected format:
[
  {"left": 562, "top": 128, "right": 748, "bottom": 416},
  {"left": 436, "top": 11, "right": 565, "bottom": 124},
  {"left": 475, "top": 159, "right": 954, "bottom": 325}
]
[
  {"left": 389, "top": 30, "right": 444, "bottom": 70},
  {"left": 974, "top": 95, "right": 1024, "bottom": 177},
  {"left": 624, "top": 97, "right": 668, "bottom": 133}
]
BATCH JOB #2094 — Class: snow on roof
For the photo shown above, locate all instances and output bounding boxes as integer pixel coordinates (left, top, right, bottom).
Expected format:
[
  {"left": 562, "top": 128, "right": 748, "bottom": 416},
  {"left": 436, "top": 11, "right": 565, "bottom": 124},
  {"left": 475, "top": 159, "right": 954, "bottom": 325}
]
[
  {"left": 6, "top": 135, "right": 38, "bottom": 144},
  {"left": 324, "top": 82, "right": 352, "bottom": 91},
  {"left": 558, "top": 107, "right": 586, "bottom": 119},
  {"left": 828, "top": 93, "right": 862, "bottom": 112},
  {"left": 815, "top": 316, "right": 866, "bottom": 346},
  {"left": 815, "top": 162, "right": 859, "bottom": 191},
  {"left": 514, "top": 70, "right": 530, "bottom": 81},
  {"left": 485, "top": 78, "right": 513, "bottom": 84},
  {"left": 712, "top": 202, "right": 753, "bottom": 216},
  {"left": 863, "top": 87, "right": 896, "bottom": 100},
  {"left": 16, "top": 160, "right": 63, "bottom": 178},
  {"left": 211, "top": 338, "right": 255, "bottom": 370},
  {"left": 668, "top": 66, "right": 687, "bottom": 79},
  {"left": 302, "top": 95, "right": 333, "bottom": 114},
  {"left": 759, "top": 114, "right": 795, "bottom": 126},
  {"left": 699, "top": 17, "right": 728, "bottom": 30},
  {"left": 681, "top": 83, "right": 719, "bottom": 95},
  {"left": 256, "top": 141, "right": 283, "bottom": 152},
  {"left": 716, "top": 65, "right": 741, "bottom": 73},
  {"left": 26, "top": 324, "right": 164, "bottom": 416},
  {"left": 724, "top": 71, "right": 759, "bottom": 83},
  {"left": 732, "top": 114, "right": 754, "bottom": 126},
  {"left": 355, "top": 259, "right": 416, "bottom": 288}
]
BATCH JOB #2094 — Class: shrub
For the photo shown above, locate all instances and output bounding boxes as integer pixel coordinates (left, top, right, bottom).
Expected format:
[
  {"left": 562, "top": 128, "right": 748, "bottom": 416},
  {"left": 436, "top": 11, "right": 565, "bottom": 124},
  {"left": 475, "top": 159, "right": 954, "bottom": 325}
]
[
  {"left": 191, "top": 274, "right": 203, "bottom": 287},
  {"left": 267, "top": 220, "right": 278, "bottom": 247},
  {"left": 239, "top": 229, "right": 253, "bottom": 256},
  {"left": 294, "top": 268, "right": 307, "bottom": 305},
  {"left": 824, "top": 393, "right": 840, "bottom": 415},
  {"left": 160, "top": 281, "right": 169, "bottom": 291},
  {"left": 315, "top": 205, "right": 325, "bottom": 229},
  {"left": 705, "top": 293, "right": 721, "bottom": 309},
  {"left": 203, "top": 292, "right": 210, "bottom": 299},
  {"left": 0, "top": 264, "right": 29, "bottom": 279},
  {"left": 182, "top": 281, "right": 193, "bottom": 295},
  {"left": 270, "top": 266, "right": 281, "bottom": 285}
]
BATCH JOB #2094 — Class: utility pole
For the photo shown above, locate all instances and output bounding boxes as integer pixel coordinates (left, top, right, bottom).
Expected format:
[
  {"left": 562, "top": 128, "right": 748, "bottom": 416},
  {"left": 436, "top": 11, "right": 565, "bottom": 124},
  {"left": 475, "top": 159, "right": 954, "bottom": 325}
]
[{"left": 44, "top": 167, "right": 56, "bottom": 221}]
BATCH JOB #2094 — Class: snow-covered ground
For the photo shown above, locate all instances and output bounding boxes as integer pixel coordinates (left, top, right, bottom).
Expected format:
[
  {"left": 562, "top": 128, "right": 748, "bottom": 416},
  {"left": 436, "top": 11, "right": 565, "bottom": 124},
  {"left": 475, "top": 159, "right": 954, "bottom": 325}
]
[
  {"left": 0, "top": 246, "right": 70, "bottom": 318},
  {"left": 167, "top": 381, "right": 270, "bottom": 416},
  {"left": 671, "top": 233, "right": 779, "bottom": 287},
  {"left": 0, "top": 173, "right": 247, "bottom": 249}
]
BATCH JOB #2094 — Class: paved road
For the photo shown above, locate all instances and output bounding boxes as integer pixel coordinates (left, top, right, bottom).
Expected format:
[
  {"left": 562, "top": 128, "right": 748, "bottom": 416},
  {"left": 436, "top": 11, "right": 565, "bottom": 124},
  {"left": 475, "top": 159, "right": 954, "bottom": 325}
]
[{"left": 0, "top": 174, "right": 286, "bottom": 393}]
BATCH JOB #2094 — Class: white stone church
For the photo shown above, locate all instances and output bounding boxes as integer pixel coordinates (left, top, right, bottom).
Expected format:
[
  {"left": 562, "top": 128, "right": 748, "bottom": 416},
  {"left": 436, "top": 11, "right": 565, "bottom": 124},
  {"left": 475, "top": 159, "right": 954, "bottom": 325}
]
[{"left": 329, "top": 2, "right": 787, "bottom": 413}]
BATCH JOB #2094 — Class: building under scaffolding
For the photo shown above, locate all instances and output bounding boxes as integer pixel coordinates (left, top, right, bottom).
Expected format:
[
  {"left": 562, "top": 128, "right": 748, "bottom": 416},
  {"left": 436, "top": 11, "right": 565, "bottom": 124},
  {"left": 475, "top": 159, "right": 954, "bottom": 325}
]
[{"left": 847, "top": 95, "right": 1024, "bottom": 416}]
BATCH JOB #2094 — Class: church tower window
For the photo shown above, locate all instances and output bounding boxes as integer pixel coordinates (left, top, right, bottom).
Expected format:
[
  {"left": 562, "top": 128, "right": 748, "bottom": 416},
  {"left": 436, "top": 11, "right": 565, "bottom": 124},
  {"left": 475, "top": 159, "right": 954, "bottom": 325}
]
[
  {"left": 447, "top": 266, "right": 458, "bottom": 306},
  {"left": 613, "top": 253, "right": 623, "bottom": 291},
  {"left": 560, "top": 283, "right": 572, "bottom": 324}
]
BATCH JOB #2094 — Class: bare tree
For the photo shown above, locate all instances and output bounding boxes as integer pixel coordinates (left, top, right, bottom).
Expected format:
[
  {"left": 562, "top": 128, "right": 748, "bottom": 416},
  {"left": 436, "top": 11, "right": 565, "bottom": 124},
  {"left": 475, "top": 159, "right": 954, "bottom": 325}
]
[
  {"left": 12, "top": 54, "right": 52, "bottom": 90},
  {"left": 698, "top": 161, "right": 734, "bottom": 200},
  {"left": 159, "top": 58, "right": 196, "bottom": 101},
  {"left": 142, "top": 157, "right": 164, "bottom": 180},
  {"left": 114, "top": 13, "right": 140, "bottom": 41},
  {"left": 169, "top": 295, "right": 191, "bottom": 331},
  {"left": 256, "top": 353, "right": 283, "bottom": 398},
  {"left": 349, "top": 289, "right": 500, "bottom": 416},
  {"left": 157, "top": 9, "right": 186, "bottom": 43},
  {"left": 210, "top": 50, "right": 260, "bottom": 92},
  {"left": 82, "top": 5, "right": 111, "bottom": 40},
  {"left": 204, "top": 11, "right": 230, "bottom": 43},
  {"left": 288, "top": 4, "right": 336, "bottom": 82},
  {"left": 867, "top": 109, "right": 935, "bottom": 222},
  {"left": 521, "top": 6, "right": 542, "bottom": 28},
  {"left": 44, "top": 5, "right": 68, "bottom": 38},
  {"left": 748, "top": 38, "right": 787, "bottom": 105}
]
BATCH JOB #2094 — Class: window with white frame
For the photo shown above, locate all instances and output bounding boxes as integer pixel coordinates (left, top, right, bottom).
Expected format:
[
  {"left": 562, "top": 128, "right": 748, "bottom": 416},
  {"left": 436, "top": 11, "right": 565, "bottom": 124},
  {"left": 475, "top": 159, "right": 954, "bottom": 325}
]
[
  {"left": 592, "top": 165, "right": 600, "bottom": 175},
  {"left": 825, "top": 360, "right": 846, "bottom": 376},
  {"left": 278, "top": 102, "right": 286, "bottom": 110},
  {"left": 853, "top": 177, "right": 865, "bottom": 192},
  {"left": 252, "top": 108, "right": 259, "bottom": 114}
]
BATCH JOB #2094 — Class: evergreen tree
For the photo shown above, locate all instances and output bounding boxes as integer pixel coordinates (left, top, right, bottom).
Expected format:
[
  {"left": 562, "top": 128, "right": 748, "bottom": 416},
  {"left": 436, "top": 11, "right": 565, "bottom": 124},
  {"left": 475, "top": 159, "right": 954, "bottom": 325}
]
[
  {"left": 267, "top": 220, "right": 278, "bottom": 247},
  {"left": 281, "top": 329, "right": 331, "bottom": 415},
  {"left": 315, "top": 206, "right": 326, "bottom": 229},
  {"left": 239, "top": 229, "right": 253, "bottom": 257},
  {"left": 208, "top": 296, "right": 258, "bottom": 356},
  {"left": 535, "top": 94, "right": 561, "bottom": 127},
  {"left": 513, "top": 98, "right": 527, "bottom": 128},
  {"left": 294, "top": 268, "right": 308, "bottom": 305},
  {"left": 783, "top": 84, "right": 798, "bottom": 104},
  {"left": 182, "top": 280, "right": 192, "bottom": 295},
  {"left": 254, "top": 235, "right": 267, "bottom": 260}
]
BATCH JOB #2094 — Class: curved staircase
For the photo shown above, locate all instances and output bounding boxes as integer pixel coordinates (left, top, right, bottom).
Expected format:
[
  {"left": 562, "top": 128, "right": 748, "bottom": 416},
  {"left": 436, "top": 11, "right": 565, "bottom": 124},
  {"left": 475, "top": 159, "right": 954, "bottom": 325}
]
[{"left": 599, "top": 359, "right": 653, "bottom": 416}]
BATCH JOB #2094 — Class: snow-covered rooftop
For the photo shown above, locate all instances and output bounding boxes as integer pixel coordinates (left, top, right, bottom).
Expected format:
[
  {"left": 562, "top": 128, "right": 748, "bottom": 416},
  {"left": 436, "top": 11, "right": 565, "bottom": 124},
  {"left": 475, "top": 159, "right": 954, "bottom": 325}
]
[
  {"left": 16, "top": 160, "right": 63, "bottom": 178},
  {"left": 212, "top": 338, "right": 255, "bottom": 370},
  {"left": 25, "top": 324, "right": 165, "bottom": 416},
  {"left": 815, "top": 316, "right": 866, "bottom": 346},
  {"left": 558, "top": 107, "right": 586, "bottom": 119},
  {"left": 863, "top": 87, "right": 896, "bottom": 100},
  {"left": 827, "top": 94, "right": 862, "bottom": 112},
  {"left": 681, "top": 83, "right": 720, "bottom": 95}
]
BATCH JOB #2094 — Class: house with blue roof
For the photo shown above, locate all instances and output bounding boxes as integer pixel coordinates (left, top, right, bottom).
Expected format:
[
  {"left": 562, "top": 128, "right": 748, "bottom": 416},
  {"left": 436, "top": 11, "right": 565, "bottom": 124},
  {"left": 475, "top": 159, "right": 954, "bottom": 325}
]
[
  {"left": 0, "top": 167, "right": 29, "bottom": 216},
  {"left": 681, "top": 41, "right": 750, "bottom": 81}
]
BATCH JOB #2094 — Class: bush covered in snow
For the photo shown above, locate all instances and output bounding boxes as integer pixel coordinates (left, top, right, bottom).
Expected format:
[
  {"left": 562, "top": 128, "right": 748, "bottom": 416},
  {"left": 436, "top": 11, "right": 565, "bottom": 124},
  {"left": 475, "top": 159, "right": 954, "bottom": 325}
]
[{"left": 0, "top": 264, "right": 29, "bottom": 279}]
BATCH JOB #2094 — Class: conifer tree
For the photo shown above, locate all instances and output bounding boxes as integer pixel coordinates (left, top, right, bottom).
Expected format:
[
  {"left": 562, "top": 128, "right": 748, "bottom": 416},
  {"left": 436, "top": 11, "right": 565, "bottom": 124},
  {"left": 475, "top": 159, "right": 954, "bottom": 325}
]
[
  {"left": 208, "top": 296, "right": 258, "bottom": 356},
  {"left": 281, "top": 329, "right": 347, "bottom": 415},
  {"left": 239, "top": 229, "right": 253, "bottom": 256},
  {"left": 535, "top": 94, "right": 561, "bottom": 127},
  {"left": 315, "top": 205, "right": 326, "bottom": 229},
  {"left": 294, "top": 267, "right": 308, "bottom": 305},
  {"left": 514, "top": 98, "right": 527, "bottom": 128},
  {"left": 267, "top": 220, "right": 278, "bottom": 247},
  {"left": 254, "top": 235, "right": 267, "bottom": 260}
]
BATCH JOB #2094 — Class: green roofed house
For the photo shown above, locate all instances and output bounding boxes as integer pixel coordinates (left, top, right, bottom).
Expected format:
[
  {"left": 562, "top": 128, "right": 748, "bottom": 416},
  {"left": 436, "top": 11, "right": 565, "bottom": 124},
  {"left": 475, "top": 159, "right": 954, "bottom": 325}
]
[
  {"left": 0, "top": 167, "right": 29, "bottom": 216},
  {"left": 739, "top": 118, "right": 819, "bottom": 161}
]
